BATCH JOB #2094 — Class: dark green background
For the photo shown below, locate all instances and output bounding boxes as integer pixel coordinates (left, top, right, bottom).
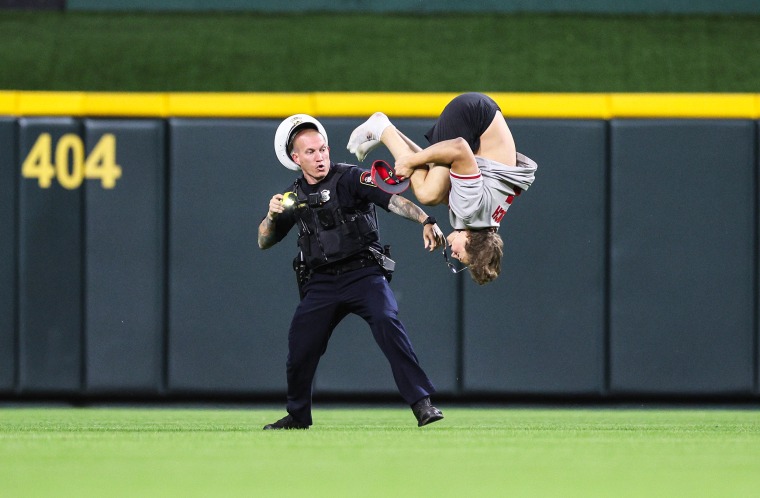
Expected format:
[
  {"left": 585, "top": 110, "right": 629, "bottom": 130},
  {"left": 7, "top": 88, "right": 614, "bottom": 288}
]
[{"left": 1, "top": 12, "right": 759, "bottom": 92}]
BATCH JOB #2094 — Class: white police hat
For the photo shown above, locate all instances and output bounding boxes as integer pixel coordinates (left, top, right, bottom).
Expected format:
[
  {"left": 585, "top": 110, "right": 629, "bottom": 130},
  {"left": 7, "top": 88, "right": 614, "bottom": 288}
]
[{"left": 274, "top": 114, "right": 329, "bottom": 171}]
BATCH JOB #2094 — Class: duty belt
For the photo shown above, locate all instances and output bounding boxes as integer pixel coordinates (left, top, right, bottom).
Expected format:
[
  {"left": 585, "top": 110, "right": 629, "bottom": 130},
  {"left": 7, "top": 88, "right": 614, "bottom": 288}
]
[{"left": 312, "top": 253, "right": 379, "bottom": 275}]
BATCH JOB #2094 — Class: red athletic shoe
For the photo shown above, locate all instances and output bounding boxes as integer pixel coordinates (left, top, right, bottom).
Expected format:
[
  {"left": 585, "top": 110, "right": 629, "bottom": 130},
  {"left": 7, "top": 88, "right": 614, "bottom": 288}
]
[{"left": 371, "top": 160, "right": 410, "bottom": 194}]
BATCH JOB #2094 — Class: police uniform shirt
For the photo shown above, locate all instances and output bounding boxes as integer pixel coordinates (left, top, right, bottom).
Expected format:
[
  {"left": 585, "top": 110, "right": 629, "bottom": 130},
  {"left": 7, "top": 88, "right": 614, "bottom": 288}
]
[{"left": 269, "top": 163, "right": 392, "bottom": 246}]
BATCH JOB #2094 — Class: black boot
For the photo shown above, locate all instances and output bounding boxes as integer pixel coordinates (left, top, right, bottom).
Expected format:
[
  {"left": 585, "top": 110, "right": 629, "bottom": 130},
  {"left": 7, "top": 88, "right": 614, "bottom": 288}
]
[
  {"left": 411, "top": 397, "right": 444, "bottom": 427},
  {"left": 263, "top": 414, "right": 310, "bottom": 430}
]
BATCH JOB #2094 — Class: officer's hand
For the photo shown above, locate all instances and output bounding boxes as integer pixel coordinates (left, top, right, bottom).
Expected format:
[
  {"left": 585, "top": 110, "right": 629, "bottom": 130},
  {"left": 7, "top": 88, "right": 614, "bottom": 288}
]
[
  {"left": 267, "top": 194, "right": 285, "bottom": 220},
  {"left": 423, "top": 223, "right": 445, "bottom": 251}
]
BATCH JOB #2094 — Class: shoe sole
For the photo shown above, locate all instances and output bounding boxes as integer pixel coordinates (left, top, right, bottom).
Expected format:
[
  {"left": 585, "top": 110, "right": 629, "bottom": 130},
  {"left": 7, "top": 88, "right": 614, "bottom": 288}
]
[{"left": 418, "top": 414, "right": 444, "bottom": 427}]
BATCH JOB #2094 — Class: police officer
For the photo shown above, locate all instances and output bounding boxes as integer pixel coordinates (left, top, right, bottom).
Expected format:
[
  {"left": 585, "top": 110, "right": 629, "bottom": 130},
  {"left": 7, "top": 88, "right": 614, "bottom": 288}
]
[{"left": 258, "top": 114, "right": 446, "bottom": 430}]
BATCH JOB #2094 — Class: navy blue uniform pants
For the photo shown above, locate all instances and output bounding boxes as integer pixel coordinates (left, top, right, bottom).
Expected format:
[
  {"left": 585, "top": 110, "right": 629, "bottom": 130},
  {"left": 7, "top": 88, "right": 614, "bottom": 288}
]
[{"left": 286, "top": 265, "right": 435, "bottom": 425}]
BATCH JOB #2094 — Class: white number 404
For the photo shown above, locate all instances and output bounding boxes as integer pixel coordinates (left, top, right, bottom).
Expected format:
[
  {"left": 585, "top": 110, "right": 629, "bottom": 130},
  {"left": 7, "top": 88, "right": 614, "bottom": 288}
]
[{"left": 22, "top": 133, "right": 122, "bottom": 190}]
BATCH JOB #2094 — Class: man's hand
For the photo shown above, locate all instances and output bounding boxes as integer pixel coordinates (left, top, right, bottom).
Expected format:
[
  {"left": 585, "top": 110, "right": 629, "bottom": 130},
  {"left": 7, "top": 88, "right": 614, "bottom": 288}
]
[
  {"left": 259, "top": 193, "right": 286, "bottom": 249},
  {"left": 267, "top": 193, "right": 285, "bottom": 220},
  {"left": 423, "top": 223, "right": 445, "bottom": 251},
  {"left": 394, "top": 155, "right": 415, "bottom": 179}
]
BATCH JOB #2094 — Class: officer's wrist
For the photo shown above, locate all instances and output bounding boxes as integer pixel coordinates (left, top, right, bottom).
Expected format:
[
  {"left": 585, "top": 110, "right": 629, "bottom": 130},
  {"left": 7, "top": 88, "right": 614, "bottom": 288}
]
[{"left": 422, "top": 216, "right": 437, "bottom": 226}]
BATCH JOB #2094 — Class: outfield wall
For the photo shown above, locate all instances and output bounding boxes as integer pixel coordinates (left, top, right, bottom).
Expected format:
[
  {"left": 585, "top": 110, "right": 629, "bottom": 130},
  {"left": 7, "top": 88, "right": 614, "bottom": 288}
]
[{"left": 0, "top": 93, "right": 758, "bottom": 401}]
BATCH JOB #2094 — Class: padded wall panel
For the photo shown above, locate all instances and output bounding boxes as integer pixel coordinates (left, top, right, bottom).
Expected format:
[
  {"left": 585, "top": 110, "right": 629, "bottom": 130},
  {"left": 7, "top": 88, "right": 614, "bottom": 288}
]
[
  {"left": 609, "top": 120, "right": 755, "bottom": 394},
  {"left": 313, "top": 119, "right": 457, "bottom": 397},
  {"left": 17, "top": 118, "right": 83, "bottom": 393},
  {"left": 83, "top": 120, "right": 165, "bottom": 393},
  {"left": 168, "top": 119, "right": 296, "bottom": 394},
  {"left": 462, "top": 120, "right": 608, "bottom": 394},
  {"left": 0, "top": 118, "right": 16, "bottom": 391}
]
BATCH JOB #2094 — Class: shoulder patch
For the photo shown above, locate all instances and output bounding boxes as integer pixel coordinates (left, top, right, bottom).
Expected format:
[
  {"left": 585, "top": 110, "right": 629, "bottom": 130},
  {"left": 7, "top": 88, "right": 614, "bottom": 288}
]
[{"left": 359, "top": 171, "right": 377, "bottom": 187}]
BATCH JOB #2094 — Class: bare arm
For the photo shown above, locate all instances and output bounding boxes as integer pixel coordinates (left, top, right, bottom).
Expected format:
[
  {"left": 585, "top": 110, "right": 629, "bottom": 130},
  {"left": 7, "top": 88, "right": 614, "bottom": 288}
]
[
  {"left": 388, "top": 193, "right": 427, "bottom": 223},
  {"left": 258, "top": 216, "right": 278, "bottom": 249},
  {"left": 258, "top": 193, "right": 285, "bottom": 249},
  {"left": 388, "top": 194, "right": 445, "bottom": 251},
  {"left": 396, "top": 137, "right": 479, "bottom": 178}
]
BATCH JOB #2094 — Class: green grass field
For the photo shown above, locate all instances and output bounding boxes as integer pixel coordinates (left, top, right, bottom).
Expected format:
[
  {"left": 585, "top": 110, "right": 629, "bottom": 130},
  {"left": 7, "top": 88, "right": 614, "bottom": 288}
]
[
  {"left": 2, "top": 407, "right": 759, "bottom": 497},
  {"left": 1, "top": 12, "right": 760, "bottom": 92}
]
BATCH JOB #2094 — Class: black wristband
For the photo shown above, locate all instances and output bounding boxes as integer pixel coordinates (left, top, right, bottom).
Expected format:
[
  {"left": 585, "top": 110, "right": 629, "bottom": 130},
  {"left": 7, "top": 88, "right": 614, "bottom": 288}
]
[{"left": 422, "top": 216, "right": 437, "bottom": 226}]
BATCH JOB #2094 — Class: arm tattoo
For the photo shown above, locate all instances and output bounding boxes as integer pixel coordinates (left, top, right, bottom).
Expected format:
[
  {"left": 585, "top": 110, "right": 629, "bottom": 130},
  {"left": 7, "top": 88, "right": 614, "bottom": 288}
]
[
  {"left": 257, "top": 217, "right": 278, "bottom": 249},
  {"left": 388, "top": 195, "right": 426, "bottom": 224}
]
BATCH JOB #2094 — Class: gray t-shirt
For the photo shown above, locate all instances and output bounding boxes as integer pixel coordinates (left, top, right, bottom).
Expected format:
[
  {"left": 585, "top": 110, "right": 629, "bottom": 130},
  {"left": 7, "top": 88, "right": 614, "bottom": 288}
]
[{"left": 448, "top": 153, "right": 537, "bottom": 230}]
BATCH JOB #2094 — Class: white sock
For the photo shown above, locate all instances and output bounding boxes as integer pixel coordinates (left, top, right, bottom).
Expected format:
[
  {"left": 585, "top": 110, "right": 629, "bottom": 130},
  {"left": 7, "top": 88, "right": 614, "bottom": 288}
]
[{"left": 368, "top": 112, "right": 392, "bottom": 139}]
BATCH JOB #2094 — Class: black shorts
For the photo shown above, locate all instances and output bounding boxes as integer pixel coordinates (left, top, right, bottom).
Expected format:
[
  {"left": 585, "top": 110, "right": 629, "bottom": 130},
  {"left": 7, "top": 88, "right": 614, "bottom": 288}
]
[{"left": 424, "top": 93, "right": 501, "bottom": 153}]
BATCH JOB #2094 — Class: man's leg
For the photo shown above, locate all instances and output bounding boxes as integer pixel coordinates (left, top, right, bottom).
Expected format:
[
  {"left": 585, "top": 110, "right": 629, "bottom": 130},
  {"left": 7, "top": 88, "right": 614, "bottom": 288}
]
[
  {"left": 347, "top": 112, "right": 450, "bottom": 205},
  {"left": 285, "top": 276, "right": 345, "bottom": 426},
  {"left": 346, "top": 269, "right": 435, "bottom": 401},
  {"left": 476, "top": 112, "right": 517, "bottom": 167},
  {"left": 347, "top": 268, "right": 443, "bottom": 426}
]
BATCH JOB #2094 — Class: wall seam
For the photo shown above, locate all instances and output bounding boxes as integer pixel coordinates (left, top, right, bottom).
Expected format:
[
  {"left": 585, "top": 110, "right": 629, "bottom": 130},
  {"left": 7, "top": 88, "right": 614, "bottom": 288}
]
[
  {"left": 603, "top": 119, "right": 613, "bottom": 396},
  {"left": 161, "top": 119, "right": 171, "bottom": 396},
  {"left": 754, "top": 119, "right": 759, "bottom": 395},
  {"left": 12, "top": 119, "right": 20, "bottom": 394}
]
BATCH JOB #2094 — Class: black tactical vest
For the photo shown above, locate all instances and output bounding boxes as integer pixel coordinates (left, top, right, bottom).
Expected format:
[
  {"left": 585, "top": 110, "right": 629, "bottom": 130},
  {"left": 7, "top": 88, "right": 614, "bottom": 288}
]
[{"left": 291, "top": 164, "right": 380, "bottom": 269}]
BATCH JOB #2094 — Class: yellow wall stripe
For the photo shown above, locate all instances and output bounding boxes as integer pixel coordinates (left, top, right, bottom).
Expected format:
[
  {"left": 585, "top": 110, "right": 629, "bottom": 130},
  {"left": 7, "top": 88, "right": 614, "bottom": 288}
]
[
  {"left": 16, "top": 91, "right": 85, "bottom": 116},
  {"left": 85, "top": 92, "right": 170, "bottom": 117},
  {"left": 1, "top": 91, "right": 759, "bottom": 119},
  {"left": 609, "top": 93, "right": 760, "bottom": 119}
]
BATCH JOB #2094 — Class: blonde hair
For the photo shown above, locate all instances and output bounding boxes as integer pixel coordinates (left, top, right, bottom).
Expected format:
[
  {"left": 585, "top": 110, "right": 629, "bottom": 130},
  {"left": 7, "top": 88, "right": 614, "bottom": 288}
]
[{"left": 466, "top": 230, "right": 503, "bottom": 285}]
